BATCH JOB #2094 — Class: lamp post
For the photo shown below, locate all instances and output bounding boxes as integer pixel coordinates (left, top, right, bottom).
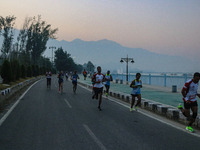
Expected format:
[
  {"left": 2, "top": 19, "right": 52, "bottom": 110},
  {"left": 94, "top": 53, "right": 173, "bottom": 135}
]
[
  {"left": 49, "top": 46, "right": 56, "bottom": 63},
  {"left": 120, "top": 55, "right": 134, "bottom": 84}
]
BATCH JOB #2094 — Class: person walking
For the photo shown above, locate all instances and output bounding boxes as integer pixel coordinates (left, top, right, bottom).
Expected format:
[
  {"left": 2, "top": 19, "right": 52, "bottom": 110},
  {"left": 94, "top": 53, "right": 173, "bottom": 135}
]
[
  {"left": 130, "top": 73, "right": 142, "bottom": 111},
  {"left": 178, "top": 72, "right": 200, "bottom": 132},
  {"left": 92, "top": 66, "right": 105, "bottom": 111}
]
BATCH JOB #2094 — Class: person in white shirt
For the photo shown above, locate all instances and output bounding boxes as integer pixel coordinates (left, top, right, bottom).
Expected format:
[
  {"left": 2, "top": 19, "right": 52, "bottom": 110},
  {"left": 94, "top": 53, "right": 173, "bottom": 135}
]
[
  {"left": 46, "top": 71, "right": 52, "bottom": 88},
  {"left": 92, "top": 66, "right": 105, "bottom": 111},
  {"left": 178, "top": 72, "right": 200, "bottom": 132}
]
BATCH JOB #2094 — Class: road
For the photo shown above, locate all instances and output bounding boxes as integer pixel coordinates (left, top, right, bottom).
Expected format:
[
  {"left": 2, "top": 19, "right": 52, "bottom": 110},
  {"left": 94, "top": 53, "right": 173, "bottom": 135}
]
[{"left": 0, "top": 77, "right": 199, "bottom": 150}]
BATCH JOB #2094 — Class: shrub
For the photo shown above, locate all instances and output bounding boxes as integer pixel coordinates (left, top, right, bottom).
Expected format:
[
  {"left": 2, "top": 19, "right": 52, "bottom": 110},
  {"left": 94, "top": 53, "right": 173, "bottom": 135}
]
[
  {"left": 21, "top": 64, "right": 26, "bottom": 78},
  {"left": 27, "top": 66, "right": 32, "bottom": 77},
  {"left": 1, "top": 60, "right": 12, "bottom": 83}
]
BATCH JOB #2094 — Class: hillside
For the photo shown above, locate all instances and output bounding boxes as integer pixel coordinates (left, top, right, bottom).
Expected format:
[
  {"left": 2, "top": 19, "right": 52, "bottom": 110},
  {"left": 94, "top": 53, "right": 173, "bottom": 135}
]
[{"left": 44, "top": 39, "right": 199, "bottom": 73}]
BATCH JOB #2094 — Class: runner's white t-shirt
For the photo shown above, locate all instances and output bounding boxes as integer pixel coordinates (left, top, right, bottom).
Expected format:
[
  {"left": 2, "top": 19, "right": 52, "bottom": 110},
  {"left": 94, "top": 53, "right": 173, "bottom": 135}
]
[
  {"left": 182, "top": 79, "right": 199, "bottom": 102},
  {"left": 93, "top": 73, "right": 105, "bottom": 88}
]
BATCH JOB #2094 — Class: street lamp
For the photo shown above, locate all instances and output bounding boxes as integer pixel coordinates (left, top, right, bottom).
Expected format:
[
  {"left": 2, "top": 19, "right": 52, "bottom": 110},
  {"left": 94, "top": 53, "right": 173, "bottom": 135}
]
[
  {"left": 49, "top": 46, "right": 56, "bottom": 63},
  {"left": 120, "top": 55, "right": 134, "bottom": 84}
]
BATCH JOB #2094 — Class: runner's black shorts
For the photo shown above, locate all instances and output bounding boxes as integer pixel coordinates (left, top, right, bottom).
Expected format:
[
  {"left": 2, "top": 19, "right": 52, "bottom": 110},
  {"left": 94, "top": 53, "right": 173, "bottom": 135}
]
[
  {"left": 184, "top": 101, "right": 198, "bottom": 109},
  {"left": 131, "top": 94, "right": 141, "bottom": 97},
  {"left": 94, "top": 87, "right": 103, "bottom": 95},
  {"left": 58, "top": 79, "right": 63, "bottom": 85},
  {"left": 72, "top": 81, "right": 77, "bottom": 86},
  {"left": 105, "top": 84, "right": 110, "bottom": 89}
]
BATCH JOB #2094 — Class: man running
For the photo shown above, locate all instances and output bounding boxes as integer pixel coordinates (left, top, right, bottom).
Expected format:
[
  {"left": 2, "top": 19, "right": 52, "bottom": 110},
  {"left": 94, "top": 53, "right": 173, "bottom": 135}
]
[
  {"left": 71, "top": 70, "right": 79, "bottom": 93},
  {"left": 46, "top": 71, "right": 52, "bottom": 88},
  {"left": 58, "top": 71, "right": 64, "bottom": 93},
  {"left": 83, "top": 69, "right": 87, "bottom": 80},
  {"left": 92, "top": 66, "right": 105, "bottom": 111},
  {"left": 178, "top": 72, "right": 200, "bottom": 132},
  {"left": 65, "top": 72, "right": 69, "bottom": 80},
  {"left": 105, "top": 70, "right": 113, "bottom": 97},
  {"left": 130, "top": 73, "right": 142, "bottom": 111}
]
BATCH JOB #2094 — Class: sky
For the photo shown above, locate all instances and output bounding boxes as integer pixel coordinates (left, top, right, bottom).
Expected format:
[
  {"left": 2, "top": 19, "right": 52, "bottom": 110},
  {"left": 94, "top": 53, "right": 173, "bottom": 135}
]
[{"left": 0, "top": 0, "right": 200, "bottom": 60}]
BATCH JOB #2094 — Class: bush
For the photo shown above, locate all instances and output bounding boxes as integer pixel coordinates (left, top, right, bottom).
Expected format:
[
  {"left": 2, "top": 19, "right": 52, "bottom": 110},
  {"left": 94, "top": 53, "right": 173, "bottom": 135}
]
[
  {"left": 35, "top": 65, "right": 39, "bottom": 76},
  {"left": 27, "top": 66, "right": 32, "bottom": 77},
  {"left": 16, "top": 61, "right": 21, "bottom": 80},
  {"left": 21, "top": 64, "right": 26, "bottom": 78},
  {"left": 10, "top": 60, "right": 21, "bottom": 81},
  {"left": 32, "top": 65, "right": 36, "bottom": 77},
  {"left": 1, "top": 60, "right": 12, "bottom": 83}
]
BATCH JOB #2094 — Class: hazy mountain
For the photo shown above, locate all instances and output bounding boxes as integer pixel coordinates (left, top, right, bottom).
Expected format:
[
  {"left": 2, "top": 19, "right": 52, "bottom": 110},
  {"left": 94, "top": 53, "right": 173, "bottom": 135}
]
[
  {"left": 0, "top": 30, "right": 199, "bottom": 73},
  {"left": 44, "top": 38, "right": 199, "bottom": 73}
]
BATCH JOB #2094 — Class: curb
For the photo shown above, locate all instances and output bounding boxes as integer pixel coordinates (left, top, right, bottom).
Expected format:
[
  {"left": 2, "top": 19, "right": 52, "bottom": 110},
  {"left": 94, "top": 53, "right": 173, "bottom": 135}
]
[
  {"left": 78, "top": 81, "right": 200, "bottom": 129},
  {"left": 0, "top": 77, "right": 42, "bottom": 108}
]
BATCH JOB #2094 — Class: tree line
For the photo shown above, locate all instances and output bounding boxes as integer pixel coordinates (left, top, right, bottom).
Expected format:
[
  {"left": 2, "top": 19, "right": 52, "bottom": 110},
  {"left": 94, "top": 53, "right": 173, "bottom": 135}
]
[
  {"left": 0, "top": 15, "right": 95, "bottom": 84},
  {"left": 0, "top": 15, "right": 58, "bottom": 83}
]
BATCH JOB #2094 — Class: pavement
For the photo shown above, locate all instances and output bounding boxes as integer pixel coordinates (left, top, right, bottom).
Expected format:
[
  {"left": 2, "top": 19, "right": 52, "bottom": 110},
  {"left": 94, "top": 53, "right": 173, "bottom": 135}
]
[
  {"left": 0, "top": 76, "right": 200, "bottom": 150},
  {"left": 79, "top": 75, "right": 200, "bottom": 114}
]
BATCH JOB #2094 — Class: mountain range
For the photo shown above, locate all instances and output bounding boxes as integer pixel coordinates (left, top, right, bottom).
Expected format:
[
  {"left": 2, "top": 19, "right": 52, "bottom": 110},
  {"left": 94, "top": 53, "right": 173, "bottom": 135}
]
[
  {"left": 0, "top": 31, "right": 199, "bottom": 73},
  {"left": 44, "top": 38, "right": 199, "bottom": 73}
]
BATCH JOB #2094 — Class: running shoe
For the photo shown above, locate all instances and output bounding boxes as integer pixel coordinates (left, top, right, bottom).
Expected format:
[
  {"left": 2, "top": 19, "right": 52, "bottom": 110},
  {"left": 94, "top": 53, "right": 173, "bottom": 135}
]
[
  {"left": 105, "top": 93, "right": 108, "bottom": 97},
  {"left": 186, "top": 126, "right": 194, "bottom": 132},
  {"left": 92, "top": 95, "right": 95, "bottom": 99},
  {"left": 135, "top": 106, "right": 138, "bottom": 111},
  {"left": 177, "top": 103, "right": 183, "bottom": 109},
  {"left": 98, "top": 106, "right": 102, "bottom": 111},
  {"left": 130, "top": 108, "right": 133, "bottom": 112}
]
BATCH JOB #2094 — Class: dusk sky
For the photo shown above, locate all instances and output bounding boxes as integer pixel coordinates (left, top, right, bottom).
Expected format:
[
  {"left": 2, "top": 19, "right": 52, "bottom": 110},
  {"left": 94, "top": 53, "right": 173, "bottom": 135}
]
[{"left": 1, "top": 0, "right": 200, "bottom": 60}]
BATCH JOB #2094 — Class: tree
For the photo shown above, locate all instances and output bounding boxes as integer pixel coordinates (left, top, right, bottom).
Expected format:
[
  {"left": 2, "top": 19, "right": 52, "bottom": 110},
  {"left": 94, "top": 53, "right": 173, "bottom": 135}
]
[
  {"left": 1, "top": 60, "right": 12, "bottom": 83},
  {"left": 86, "top": 61, "right": 95, "bottom": 73},
  {"left": 40, "top": 56, "right": 52, "bottom": 72},
  {"left": 54, "top": 47, "right": 81, "bottom": 72},
  {"left": 10, "top": 59, "right": 20, "bottom": 81},
  {"left": 21, "top": 64, "right": 26, "bottom": 78},
  {"left": 26, "top": 15, "right": 58, "bottom": 65},
  {"left": 0, "top": 15, "right": 16, "bottom": 59},
  {"left": 27, "top": 66, "right": 32, "bottom": 77},
  {"left": 17, "top": 17, "right": 32, "bottom": 66},
  {"left": 76, "top": 64, "right": 83, "bottom": 73}
]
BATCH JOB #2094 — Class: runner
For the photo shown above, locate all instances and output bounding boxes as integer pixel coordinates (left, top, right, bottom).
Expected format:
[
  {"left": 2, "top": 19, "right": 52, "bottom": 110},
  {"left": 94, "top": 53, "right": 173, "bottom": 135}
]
[
  {"left": 178, "top": 72, "right": 200, "bottom": 132},
  {"left": 71, "top": 70, "right": 79, "bottom": 93},
  {"left": 65, "top": 72, "right": 69, "bottom": 81},
  {"left": 130, "top": 73, "right": 142, "bottom": 111},
  {"left": 105, "top": 70, "right": 113, "bottom": 97},
  {"left": 46, "top": 71, "right": 52, "bottom": 88},
  {"left": 83, "top": 69, "right": 87, "bottom": 80},
  {"left": 92, "top": 66, "right": 105, "bottom": 111},
  {"left": 58, "top": 71, "right": 64, "bottom": 94}
]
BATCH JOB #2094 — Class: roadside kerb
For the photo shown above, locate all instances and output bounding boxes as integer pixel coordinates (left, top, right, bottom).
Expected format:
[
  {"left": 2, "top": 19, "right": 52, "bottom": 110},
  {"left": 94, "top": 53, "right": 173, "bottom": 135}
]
[
  {"left": 78, "top": 80, "right": 200, "bottom": 129},
  {"left": 0, "top": 77, "right": 42, "bottom": 109}
]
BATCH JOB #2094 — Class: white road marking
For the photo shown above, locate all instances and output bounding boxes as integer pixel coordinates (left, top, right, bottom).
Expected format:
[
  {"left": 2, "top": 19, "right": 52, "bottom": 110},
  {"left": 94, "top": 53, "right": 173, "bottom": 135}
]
[
  {"left": 83, "top": 124, "right": 107, "bottom": 150},
  {"left": 78, "top": 83, "right": 200, "bottom": 138},
  {"left": 107, "top": 97, "right": 200, "bottom": 138},
  {"left": 0, "top": 80, "right": 40, "bottom": 127},
  {"left": 64, "top": 99, "right": 72, "bottom": 108}
]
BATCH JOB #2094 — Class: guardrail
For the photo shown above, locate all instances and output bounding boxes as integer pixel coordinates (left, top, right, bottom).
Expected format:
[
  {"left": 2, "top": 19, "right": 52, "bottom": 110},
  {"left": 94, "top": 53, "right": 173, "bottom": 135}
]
[{"left": 112, "top": 73, "right": 193, "bottom": 89}]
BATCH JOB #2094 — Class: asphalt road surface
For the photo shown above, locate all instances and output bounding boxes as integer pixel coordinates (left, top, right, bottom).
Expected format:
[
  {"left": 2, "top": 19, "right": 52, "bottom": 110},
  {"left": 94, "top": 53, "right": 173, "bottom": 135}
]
[{"left": 0, "top": 77, "right": 199, "bottom": 150}]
